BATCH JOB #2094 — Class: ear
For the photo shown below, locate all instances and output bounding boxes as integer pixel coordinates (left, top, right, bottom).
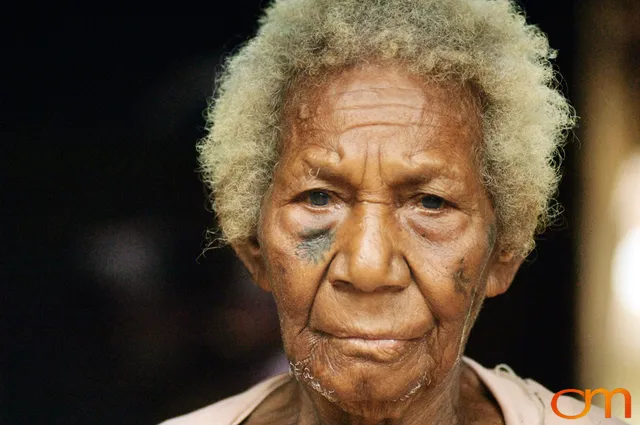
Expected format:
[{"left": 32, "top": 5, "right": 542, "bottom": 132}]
[
  {"left": 231, "top": 236, "right": 271, "bottom": 292},
  {"left": 485, "top": 250, "right": 525, "bottom": 298}
]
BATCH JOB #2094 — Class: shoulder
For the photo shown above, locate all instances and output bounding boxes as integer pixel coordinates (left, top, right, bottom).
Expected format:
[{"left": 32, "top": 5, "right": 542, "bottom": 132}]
[
  {"left": 158, "top": 374, "right": 291, "bottom": 425},
  {"left": 462, "top": 357, "right": 630, "bottom": 425}
]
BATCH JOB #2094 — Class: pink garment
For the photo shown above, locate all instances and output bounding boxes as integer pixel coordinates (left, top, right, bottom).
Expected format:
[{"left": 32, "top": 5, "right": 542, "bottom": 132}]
[{"left": 160, "top": 357, "right": 629, "bottom": 424}]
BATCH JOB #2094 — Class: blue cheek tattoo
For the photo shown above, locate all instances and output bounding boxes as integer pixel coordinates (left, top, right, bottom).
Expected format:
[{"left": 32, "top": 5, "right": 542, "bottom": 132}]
[
  {"left": 453, "top": 223, "right": 497, "bottom": 295},
  {"left": 296, "top": 228, "right": 336, "bottom": 264},
  {"left": 453, "top": 257, "right": 471, "bottom": 295}
]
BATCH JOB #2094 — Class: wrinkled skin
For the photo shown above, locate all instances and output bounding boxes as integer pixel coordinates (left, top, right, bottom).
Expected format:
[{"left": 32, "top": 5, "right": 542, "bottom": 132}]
[{"left": 234, "top": 64, "right": 523, "bottom": 425}]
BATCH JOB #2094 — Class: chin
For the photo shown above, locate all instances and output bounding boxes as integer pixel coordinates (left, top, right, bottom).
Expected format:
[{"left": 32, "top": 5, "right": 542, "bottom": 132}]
[
  {"left": 290, "top": 338, "right": 432, "bottom": 409},
  {"left": 318, "top": 369, "right": 427, "bottom": 420}
]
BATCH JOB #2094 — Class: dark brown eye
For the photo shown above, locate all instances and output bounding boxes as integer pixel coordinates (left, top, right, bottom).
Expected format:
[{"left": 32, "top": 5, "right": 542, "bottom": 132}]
[
  {"left": 308, "top": 191, "right": 330, "bottom": 206},
  {"left": 420, "top": 195, "right": 445, "bottom": 210}
]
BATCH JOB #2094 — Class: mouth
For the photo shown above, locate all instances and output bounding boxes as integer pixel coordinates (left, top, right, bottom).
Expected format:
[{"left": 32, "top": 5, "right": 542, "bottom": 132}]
[{"left": 320, "top": 331, "right": 420, "bottom": 363}]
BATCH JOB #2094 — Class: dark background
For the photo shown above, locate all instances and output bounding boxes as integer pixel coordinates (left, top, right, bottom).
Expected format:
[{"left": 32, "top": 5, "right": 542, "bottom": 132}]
[{"left": 4, "top": 2, "right": 579, "bottom": 424}]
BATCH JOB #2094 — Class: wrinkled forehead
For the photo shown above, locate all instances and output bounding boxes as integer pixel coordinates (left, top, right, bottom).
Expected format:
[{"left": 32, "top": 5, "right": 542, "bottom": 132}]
[{"left": 280, "top": 64, "right": 484, "bottom": 153}]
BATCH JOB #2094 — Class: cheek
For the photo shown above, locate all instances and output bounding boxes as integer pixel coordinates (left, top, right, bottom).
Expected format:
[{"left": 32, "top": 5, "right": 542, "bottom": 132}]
[
  {"left": 401, "top": 218, "right": 491, "bottom": 323},
  {"left": 261, "top": 207, "right": 336, "bottom": 334}
]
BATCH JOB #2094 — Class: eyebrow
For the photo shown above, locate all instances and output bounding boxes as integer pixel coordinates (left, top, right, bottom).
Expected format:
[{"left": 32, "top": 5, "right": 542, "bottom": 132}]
[
  {"left": 393, "top": 153, "right": 467, "bottom": 183},
  {"left": 300, "top": 160, "right": 355, "bottom": 188},
  {"left": 299, "top": 154, "right": 465, "bottom": 189}
]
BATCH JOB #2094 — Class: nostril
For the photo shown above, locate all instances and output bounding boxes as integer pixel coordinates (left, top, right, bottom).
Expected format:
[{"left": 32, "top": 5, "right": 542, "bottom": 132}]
[
  {"left": 331, "top": 279, "right": 376, "bottom": 292},
  {"left": 330, "top": 279, "right": 405, "bottom": 293},
  {"left": 330, "top": 280, "right": 353, "bottom": 291},
  {"left": 373, "top": 285, "right": 405, "bottom": 293}
]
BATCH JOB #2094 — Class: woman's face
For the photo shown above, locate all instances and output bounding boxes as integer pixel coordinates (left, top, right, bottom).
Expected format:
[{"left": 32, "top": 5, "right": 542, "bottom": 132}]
[{"left": 236, "top": 64, "right": 520, "bottom": 416}]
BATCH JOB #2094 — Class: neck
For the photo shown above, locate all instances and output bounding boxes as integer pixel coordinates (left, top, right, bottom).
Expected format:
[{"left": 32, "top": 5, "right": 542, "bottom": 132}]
[{"left": 294, "top": 360, "right": 467, "bottom": 425}]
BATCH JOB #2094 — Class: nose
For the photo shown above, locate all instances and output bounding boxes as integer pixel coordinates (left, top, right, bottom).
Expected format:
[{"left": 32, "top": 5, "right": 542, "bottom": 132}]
[{"left": 329, "top": 203, "right": 411, "bottom": 292}]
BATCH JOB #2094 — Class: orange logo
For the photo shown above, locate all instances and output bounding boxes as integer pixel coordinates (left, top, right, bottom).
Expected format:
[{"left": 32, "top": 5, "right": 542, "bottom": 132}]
[{"left": 551, "top": 388, "right": 632, "bottom": 419}]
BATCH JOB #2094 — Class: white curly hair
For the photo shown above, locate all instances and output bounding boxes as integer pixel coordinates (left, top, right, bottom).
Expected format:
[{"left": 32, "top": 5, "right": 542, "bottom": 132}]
[{"left": 198, "top": 0, "right": 576, "bottom": 256}]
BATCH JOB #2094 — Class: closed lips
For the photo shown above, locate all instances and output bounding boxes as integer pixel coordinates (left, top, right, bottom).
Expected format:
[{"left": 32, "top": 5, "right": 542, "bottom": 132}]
[{"left": 318, "top": 329, "right": 422, "bottom": 341}]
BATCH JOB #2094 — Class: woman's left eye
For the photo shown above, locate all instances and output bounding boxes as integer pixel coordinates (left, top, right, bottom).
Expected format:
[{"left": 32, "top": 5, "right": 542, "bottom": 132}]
[
  {"left": 420, "top": 195, "right": 445, "bottom": 210},
  {"left": 307, "top": 191, "right": 331, "bottom": 206}
]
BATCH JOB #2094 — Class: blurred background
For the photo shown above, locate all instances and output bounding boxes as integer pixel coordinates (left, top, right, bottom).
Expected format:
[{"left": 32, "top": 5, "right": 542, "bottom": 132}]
[{"left": 3, "top": 2, "right": 639, "bottom": 424}]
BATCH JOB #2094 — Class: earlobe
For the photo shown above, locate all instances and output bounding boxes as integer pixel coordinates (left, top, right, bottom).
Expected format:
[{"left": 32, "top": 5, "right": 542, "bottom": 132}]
[
  {"left": 485, "top": 251, "right": 525, "bottom": 298},
  {"left": 231, "top": 236, "right": 271, "bottom": 292}
]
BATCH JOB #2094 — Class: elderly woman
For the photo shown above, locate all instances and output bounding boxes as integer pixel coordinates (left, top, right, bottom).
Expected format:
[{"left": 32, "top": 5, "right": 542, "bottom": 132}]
[{"left": 161, "top": 1, "right": 627, "bottom": 424}]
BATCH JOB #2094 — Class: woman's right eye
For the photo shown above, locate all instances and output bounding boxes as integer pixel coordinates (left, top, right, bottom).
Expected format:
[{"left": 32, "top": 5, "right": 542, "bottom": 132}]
[{"left": 307, "top": 191, "right": 330, "bottom": 206}]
